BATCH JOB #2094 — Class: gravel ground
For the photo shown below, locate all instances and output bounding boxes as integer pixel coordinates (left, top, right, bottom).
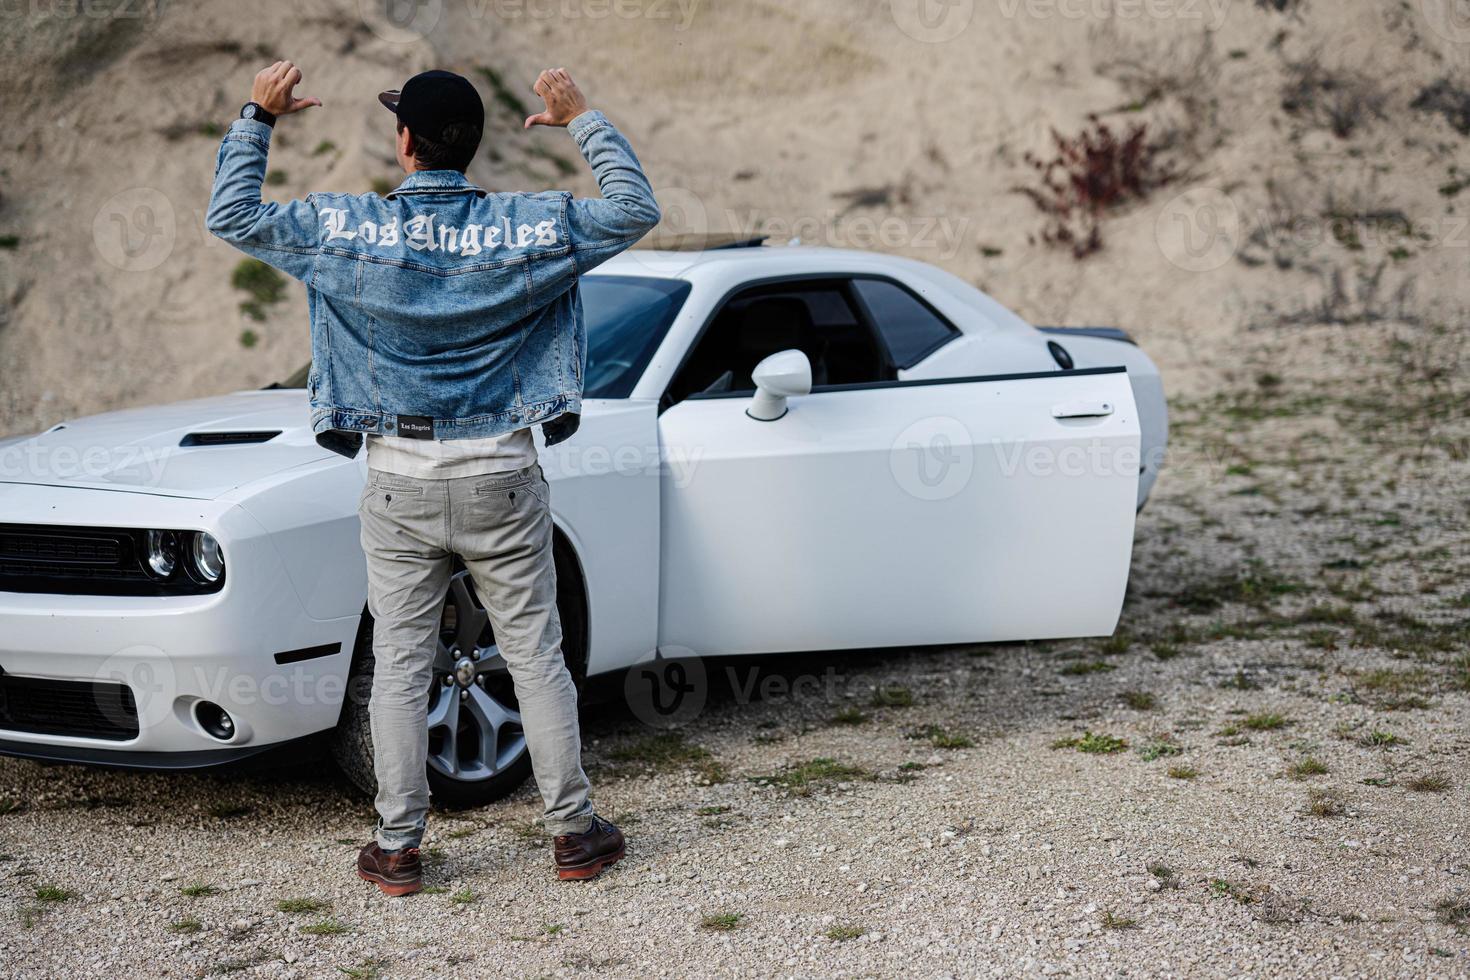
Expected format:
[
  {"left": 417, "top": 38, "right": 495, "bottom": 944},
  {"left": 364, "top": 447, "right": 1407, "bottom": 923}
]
[{"left": 1, "top": 326, "right": 1467, "bottom": 979}]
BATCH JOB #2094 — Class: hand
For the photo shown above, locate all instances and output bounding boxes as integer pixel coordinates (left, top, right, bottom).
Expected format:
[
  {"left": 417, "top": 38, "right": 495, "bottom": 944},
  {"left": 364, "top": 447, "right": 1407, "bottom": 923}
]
[
  {"left": 524, "top": 68, "right": 589, "bottom": 129},
  {"left": 250, "top": 61, "right": 322, "bottom": 117}
]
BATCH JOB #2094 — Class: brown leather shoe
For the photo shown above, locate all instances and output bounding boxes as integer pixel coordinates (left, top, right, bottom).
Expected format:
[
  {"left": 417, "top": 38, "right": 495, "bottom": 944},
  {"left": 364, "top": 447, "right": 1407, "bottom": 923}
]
[
  {"left": 554, "top": 815, "right": 626, "bottom": 881},
  {"left": 356, "top": 842, "right": 423, "bottom": 897}
]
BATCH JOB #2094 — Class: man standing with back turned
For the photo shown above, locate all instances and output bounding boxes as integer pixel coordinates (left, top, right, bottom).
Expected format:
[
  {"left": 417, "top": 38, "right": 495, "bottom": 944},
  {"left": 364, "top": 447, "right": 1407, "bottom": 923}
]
[{"left": 206, "top": 62, "right": 660, "bottom": 895}]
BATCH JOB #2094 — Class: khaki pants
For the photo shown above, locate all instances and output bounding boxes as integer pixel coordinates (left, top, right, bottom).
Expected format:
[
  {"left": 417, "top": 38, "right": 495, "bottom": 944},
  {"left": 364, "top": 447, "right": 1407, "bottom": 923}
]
[{"left": 358, "top": 463, "right": 593, "bottom": 850}]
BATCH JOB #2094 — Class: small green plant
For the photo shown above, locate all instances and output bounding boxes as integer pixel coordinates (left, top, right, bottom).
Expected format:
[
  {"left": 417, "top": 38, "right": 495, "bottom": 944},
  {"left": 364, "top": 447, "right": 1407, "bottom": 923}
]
[
  {"left": 1434, "top": 896, "right": 1470, "bottom": 927},
  {"left": 1167, "top": 765, "right": 1199, "bottom": 780},
  {"left": 231, "top": 258, "right": 286, "bottom": 321},
  {"left": 870, "top": 686, "right": 914, "bottom": 708},
  {"left": 276, "top": 897, "right": 330, "bottom": 914},
  {"left": 312, "top": 140, "right": 337, "bottom": 156},
  {"left": 449, "top": 888, "right": 477, "bottom": 905},
  {"left": 695, "top": 805, "right": 731, "bottom": 816},
  {"left": 700, "top": 912, "right": 743, "bottom": 932},
  {"left": 0, "top": 235, "right": 19, "bottom": 249},
  {"left": 338, "top": 959, "right": 388, "bottom": 980},
  {"left": 1305, "top": 787, "right": 1347, "bottom": 817},
  {"left": 265, "top": 170, "right": 288, "bottom": 186},
  {"left": 33, "top": 885, "right": 72, "bottom": 903},
  {"left": 830, "top": 707, "right": 868, "bottom": 726},
  {"left": 169, "top": 917, "right": 202, "bottom": 933},
  {"left": 1120, "top": 690, "right": 1157, "bottom": 711},
  {"left": 1059, "top": 660, "right": 1115, "bottom": 676},
  {"left": 1287, "top": 757, "right": 1329, "bottom": 780},
  {"left": 1210, "top": 878, "right": 1254, "bottom": 904},
  {"left": 180, "top": 883, "right": 218, "bottom": 898},
  {"left": 1137, "top": 737, "right": 1183, "bottom": 762},
  {"left": 1242, "top": 713, "right": 1289, "bottom": 732},
  {"left": 370, "top": 177, "right": 395, "bottom": 195},
  {"left": 909, "top": 725, "right": 973, "bottom": 749},
  {"left": 1405, "top": 773, "right": 1451, "bottom": 793},
  {"left": 749, "top": 758, "right": 868, "bottom": 795},
  {"left": 1147, "top": 863, "right": 1179, "bottom": 887},
  {"left": 1101, "top": 911, "right": 1137, "bottom": 930},
  {"left": 1053, "top": 731, "right": 1128, "bottom": 754},
  {"left": 301, "top": 918, "right": 350, "bottom": 936},
  {"left": 0, "top": 798, "right": 23, "bottom": 815},
  {"left": 239, "top": 329, "right": 259, "bottom": 348},
  {"left": 1358, "top": 729, "right": 1407, "bottom": 748},
  {"left": 825, "top": 923, "right": 866, "bottom": 940},
  {"left": 609, "top": 732, "right": 726, "bottom": 783}
]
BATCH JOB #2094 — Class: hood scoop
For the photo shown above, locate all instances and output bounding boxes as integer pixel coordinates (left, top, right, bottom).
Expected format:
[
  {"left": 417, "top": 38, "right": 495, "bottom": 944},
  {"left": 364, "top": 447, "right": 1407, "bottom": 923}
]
[{"left": 180, "top": 430, "right": 282, "bottom": 448}]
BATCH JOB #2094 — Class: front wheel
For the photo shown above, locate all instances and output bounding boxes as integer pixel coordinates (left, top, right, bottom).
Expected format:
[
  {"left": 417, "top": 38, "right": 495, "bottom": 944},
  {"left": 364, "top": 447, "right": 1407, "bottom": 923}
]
[{"left": 331, "top": 547, "right": 588, "bottom": 808}]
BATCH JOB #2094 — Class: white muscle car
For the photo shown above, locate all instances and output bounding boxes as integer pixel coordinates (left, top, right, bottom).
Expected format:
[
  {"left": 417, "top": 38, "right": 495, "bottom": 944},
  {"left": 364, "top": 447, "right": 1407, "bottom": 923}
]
[{"left": 0, "top": 243, "right": 1167, "bottom": 804}]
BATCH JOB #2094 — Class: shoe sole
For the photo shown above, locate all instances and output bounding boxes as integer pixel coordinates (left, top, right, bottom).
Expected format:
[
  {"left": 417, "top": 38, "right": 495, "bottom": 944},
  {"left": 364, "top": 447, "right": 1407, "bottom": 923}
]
[
  {"left": 556, "top": 843, "right": 626, "bottom": 881},
  {"left": 357, "top": 867, "right": 424, "bottom": 897}
]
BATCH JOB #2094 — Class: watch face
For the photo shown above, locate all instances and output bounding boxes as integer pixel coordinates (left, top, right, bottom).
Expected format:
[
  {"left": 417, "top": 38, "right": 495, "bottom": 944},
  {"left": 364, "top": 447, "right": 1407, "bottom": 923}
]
[{"left": 242, "top": 104, "right": 256, "bottom": 119}]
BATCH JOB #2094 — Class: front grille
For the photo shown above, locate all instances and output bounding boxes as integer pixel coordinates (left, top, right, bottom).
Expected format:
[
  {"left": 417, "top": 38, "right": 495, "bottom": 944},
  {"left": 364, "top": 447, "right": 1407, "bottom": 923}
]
[
  {"left": 0, "top": 674, "right": 139, "bottom": 741},
  {"left": 0, "top": 524, "right": 223, "bottom": 596}
]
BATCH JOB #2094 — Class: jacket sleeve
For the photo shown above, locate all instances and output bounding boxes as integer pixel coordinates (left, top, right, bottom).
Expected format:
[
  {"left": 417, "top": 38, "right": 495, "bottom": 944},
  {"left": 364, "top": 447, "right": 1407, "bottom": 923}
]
[
  {"left": 205, "top": 118, "right": 321, "bottom": 282},
  {"left": 564, "top": 111, "right": 662, "bottom": 274}
]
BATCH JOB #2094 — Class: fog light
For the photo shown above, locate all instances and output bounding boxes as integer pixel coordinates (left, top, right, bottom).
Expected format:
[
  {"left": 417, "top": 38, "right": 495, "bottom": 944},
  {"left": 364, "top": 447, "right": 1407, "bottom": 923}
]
[
  {"left": 195, "top": 701, "right": 235, "bottom": 741},
  {"left": 190, "top": 532, "right": 225, "bottom": 584},
  {"left": 145, "top": 530, "right": 178, "bottom": 579}
]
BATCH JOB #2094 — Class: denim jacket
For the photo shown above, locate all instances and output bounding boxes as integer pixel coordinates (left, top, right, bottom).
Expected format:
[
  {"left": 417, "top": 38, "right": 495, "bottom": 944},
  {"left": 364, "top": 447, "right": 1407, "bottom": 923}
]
[{"left": 206, "top": 110, "right": 660, "bottom": 457}]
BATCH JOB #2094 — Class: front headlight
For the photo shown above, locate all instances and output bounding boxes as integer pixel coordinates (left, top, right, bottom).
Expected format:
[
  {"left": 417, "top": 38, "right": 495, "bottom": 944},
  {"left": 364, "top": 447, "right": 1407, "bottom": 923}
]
[
  {"left": 190, "top": 532, "right": 226, "bottom": 584},
  {"left": 145, "top": 529, "right": 179, "bottom": 579}
]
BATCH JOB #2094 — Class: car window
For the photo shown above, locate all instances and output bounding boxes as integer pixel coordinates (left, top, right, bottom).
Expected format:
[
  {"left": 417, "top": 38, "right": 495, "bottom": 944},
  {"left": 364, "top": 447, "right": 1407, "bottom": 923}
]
[
  {"left": 851, "top": 278, "right": 958, "bottom": 369},
  {"left": 581, "top": 276, "right": 692, "bottom": 398},
  {"left": 667, "top": 279, "right": 891, "bottom": 405}
]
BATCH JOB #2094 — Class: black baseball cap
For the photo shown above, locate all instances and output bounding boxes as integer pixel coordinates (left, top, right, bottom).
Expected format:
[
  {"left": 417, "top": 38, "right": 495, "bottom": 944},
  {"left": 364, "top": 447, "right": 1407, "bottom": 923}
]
[{"left": 378, "top": 70, "right": 485, "bottom": 142}]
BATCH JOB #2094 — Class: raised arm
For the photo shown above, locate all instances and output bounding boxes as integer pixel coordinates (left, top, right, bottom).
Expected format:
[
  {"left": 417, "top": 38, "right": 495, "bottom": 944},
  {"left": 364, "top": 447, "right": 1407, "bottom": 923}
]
[
  {"left": 525, "top": 69, "right": 661, "bottom": 273},
  {"left": 206, "top": 62, "right": 324, "bottom": 281}
]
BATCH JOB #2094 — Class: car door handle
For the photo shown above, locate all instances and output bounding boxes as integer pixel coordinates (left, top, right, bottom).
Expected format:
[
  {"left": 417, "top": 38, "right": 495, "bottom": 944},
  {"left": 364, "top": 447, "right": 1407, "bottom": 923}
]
[{"left": 1052, "top": 400, "right": 1115, "bottom": 419}]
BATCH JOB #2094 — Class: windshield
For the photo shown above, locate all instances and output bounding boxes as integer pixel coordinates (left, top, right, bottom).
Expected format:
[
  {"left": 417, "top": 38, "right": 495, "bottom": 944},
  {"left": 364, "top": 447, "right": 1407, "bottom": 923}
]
[
  {"left": 580, "top": 275, "right": 691, "bottom": 398},
  {"left": 272, "top": 275, "right": 689, "bottom": 400}
]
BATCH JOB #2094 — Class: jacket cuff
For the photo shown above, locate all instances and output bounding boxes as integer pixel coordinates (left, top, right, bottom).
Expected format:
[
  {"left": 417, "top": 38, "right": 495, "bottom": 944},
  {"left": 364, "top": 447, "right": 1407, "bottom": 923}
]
[
  {"left": 568, "top": 110, "right": 608, "bottom": 146},
  {"left": 225, "top": 117, "right": 275, "bottom": 146}
]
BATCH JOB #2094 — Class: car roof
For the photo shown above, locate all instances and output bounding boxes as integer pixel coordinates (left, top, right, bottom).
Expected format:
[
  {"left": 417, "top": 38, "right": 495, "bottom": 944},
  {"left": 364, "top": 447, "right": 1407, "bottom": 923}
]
[{"left": 596, "top": 245, "right": 956, "bottom": 284}]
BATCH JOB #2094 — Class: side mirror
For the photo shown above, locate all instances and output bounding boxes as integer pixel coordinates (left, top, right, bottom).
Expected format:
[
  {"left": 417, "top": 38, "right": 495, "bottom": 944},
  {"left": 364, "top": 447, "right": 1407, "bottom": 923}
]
[{"left": 747, "top": 349, "right": 812, "bottom": 422}]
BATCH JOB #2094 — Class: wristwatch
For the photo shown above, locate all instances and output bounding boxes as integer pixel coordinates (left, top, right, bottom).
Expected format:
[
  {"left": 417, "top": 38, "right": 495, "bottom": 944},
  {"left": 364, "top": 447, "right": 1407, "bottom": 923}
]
[{"left": 240, "top": 102, "right": 276, "bottom": 127}]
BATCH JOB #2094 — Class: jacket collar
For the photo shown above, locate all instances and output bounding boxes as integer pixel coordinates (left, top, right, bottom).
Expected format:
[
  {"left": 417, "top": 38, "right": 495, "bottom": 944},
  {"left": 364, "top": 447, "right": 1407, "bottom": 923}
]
[{"left": 386, "top": 170, "right": 488, "bottom": 199}]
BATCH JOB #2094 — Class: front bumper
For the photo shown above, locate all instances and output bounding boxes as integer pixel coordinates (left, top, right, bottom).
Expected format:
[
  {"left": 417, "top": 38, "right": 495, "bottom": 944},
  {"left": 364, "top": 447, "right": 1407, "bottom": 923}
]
[{"left": 0, "top": 483, "right": 360, "bottom": 762}]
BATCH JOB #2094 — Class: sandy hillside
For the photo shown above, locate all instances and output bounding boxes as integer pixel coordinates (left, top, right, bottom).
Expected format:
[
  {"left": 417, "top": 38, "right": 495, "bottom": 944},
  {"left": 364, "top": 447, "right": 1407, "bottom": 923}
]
[{"left": 0, "top": 0, "right": 1466, "bottom": 434}]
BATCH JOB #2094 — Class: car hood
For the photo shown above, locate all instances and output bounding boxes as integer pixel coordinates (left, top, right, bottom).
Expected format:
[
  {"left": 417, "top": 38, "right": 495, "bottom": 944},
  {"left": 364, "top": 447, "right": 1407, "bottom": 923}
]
[{"left": 0, "top": 390, "right": 339, "bottom": 500}]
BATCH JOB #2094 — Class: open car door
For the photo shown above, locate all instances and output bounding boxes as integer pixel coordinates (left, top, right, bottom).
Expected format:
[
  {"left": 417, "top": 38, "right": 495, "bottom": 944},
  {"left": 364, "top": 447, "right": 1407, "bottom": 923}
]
[{"left": 656, "top": 366, "right": 1141, "bottom": 656}]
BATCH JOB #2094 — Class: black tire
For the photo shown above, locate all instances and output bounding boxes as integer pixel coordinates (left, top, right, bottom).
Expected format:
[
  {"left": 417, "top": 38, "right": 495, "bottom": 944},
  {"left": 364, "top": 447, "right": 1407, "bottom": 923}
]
[{"left": 330, "top": 536, "right": 589, "bottom": 808}]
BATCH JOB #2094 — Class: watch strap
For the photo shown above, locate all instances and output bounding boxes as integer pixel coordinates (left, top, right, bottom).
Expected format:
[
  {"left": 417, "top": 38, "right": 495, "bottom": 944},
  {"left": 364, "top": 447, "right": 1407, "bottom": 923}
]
[{"left": 241, "top": 102, "right": 277, "bottom": 128}]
